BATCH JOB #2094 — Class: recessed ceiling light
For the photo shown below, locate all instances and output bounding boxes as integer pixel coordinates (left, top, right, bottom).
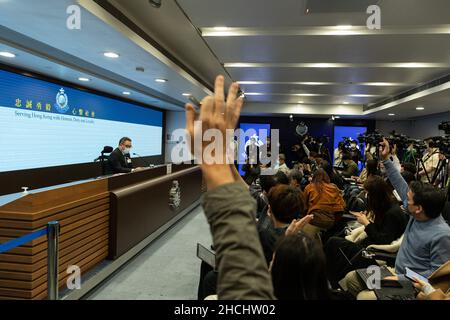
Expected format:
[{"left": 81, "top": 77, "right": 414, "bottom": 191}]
[
  {"left": 295, "top": 93, "right": 320, "bottom": 97},
  {"left": 336, "top": 25, "right": 353, "bottom": 30},
  {"left": 388, "top": 113, "right": 395, "bottom": 116},
  {"left": 182, "top": 93, "right": 191, "bottom": 96},
  {"left": 298, "top": 101, "right": 304, "bottom": 104},
  {"left": 416, "top": 106, "right": 425, "bottom": 110},
  {"left": 0, "top": 51, "right": 16, "bottom": 58},
  {"left": 244, "top": 92, "right": 264, "bottom": 96},
  {"left": 213, "top": 26, "right": 229, "bottom": 31},
  {"left": 311, "top": 63, "right": 334, "bottom": 68},
  {"left": 343, "top": 101, "right": 349, "bottom": 104},
  {"left": 78, "top": 77, "right": 90, "bottom": 82},
  {"left": 349, "top": 94, "right": 379, "bottom": 97},
  {"left": 122, "top": 91, "right": 131, "bottom": 95},
  {"left": 104, "top": 52, "right": 120, "bottom": 58},
  {"left": 155, "top": 78, "right": 167, "bottom": 83}
]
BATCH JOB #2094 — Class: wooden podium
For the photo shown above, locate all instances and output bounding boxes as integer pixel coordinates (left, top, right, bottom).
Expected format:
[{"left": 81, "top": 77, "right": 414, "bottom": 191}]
[{"left": 0, "top": 164, "right": 202, "bottom": 300}]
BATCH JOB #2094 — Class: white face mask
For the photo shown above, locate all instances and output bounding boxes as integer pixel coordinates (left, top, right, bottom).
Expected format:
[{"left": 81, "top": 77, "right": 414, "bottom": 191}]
[{"left": 122, "top": 147, "right": 131, "bottom": 155}]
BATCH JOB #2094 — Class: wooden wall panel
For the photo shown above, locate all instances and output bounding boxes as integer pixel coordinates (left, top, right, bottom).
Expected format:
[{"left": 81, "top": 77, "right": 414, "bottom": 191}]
[{"left": 0, "top": 179, "right": 110, "bottom": 299}]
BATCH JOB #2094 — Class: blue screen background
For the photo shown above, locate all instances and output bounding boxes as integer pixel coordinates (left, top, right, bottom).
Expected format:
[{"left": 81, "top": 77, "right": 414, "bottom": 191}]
[
  {"left": 333, "top": 125, "right": 367, "bottom": 169},
  {"left": 0, "top": 69, "right": 163, "bottom": 172}
]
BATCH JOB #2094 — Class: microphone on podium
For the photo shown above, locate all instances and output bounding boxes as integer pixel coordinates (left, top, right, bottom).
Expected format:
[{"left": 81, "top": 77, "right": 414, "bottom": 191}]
[{"left": 133, "top": 153, "right": 152, "bottom": 167}]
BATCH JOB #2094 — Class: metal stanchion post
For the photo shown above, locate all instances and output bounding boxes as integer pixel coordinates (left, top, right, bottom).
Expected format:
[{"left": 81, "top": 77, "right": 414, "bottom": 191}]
[{"left": 47, "top": 221, "right": 60, "bottom": 300}]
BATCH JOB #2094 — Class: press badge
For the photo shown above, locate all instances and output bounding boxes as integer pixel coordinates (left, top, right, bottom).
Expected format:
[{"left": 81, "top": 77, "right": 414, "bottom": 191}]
[{"left": 127, "top": 158, "right": 132, "bottom": 164}]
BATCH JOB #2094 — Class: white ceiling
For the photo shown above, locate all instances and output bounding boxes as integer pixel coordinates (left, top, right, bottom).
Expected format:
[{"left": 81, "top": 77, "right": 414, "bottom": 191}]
[
  {"left": 174, "top": 0, "right": 450, "bottom": 119},
  {"left": 0, "top": 0, "right": 449, "bottom": 120}
]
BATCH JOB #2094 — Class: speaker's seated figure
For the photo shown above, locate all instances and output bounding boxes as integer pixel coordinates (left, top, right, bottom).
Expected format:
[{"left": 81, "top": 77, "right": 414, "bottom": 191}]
[{"left": 107, "top": 137, "right": 144, "bottom": 174}]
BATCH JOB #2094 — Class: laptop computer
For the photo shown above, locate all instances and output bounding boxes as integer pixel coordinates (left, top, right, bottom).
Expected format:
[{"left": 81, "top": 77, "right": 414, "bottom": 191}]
[{"left": 356, "top": 265, "right": 393, "bottom": 287}]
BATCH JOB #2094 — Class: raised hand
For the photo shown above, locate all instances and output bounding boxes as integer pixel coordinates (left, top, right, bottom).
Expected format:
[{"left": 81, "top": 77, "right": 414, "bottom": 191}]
[
  {"left": 379, "top": 138, "right": 391, "bottom": 161},
  {"left": 285, "top": 215, "right": 314, "bottom": 236},
  {"left": 185, "top": 75, "right": 244, "bottom": 189}
]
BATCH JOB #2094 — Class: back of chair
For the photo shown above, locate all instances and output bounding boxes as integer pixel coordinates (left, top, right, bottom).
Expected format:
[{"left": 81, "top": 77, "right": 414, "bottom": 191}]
[{"left": 429, "top": 260, "right": 450, "bottom": 293}]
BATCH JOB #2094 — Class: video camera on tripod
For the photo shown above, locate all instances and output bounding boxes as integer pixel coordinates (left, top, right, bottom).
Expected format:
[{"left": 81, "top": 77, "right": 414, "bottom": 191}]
[
  {"left": 357, "top": 130, "right": 409, "bottom": 150},
  {"left": 427, "top": 136, "right": 450, "bottom": 157}
]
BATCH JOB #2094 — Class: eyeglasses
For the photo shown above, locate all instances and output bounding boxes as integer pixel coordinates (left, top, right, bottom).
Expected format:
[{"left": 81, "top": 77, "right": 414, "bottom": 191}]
[{"left": 124, "top": 145, "right": 132, "bottom": 148}]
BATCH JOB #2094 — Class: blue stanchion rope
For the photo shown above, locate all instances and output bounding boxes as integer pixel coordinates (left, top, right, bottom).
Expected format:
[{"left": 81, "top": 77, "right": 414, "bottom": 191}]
[{"left": 0, "top": 227, "right": 48, "bottom": 254}]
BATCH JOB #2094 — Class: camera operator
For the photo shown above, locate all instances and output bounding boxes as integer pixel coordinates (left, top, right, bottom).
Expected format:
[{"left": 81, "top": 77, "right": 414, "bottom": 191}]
[
  {"left": 334, "top": 142, "right": 345, "bottom": 167},
  {"left": 349, "top": 140, "right": 363, "bottom": 166},
  {"left": 419, "top": 139, "right": 440, "bottom": 183}
]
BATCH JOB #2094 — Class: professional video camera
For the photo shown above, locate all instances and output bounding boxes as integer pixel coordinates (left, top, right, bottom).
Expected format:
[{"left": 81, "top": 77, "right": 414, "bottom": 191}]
[
  {"left": 339, "top": 137, "right": 354, "bottom": 151},
  {"left": 357, "top": 130, "right": 408, "bottom": 149},
  {"left": 357, "top": 131, "right": 383, "bottom": 146},
  {"left": 407, "top": 139, "right": 427, "bottom": 155},
  {"left": 387, "top": 131, "right": 409, "bottom": 150},
  {"left": 428, "top": 135, "right": 450, "bottom": 156}
]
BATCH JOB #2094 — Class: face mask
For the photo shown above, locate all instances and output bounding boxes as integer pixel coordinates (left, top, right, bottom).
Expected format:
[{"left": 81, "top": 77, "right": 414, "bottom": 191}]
[{"left": 123, "top": 147, "right": 131, "bottom": 155}]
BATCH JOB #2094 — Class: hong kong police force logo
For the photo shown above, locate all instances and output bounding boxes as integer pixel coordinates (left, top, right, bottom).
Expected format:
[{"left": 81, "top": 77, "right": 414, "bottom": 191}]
[{"left": 55, "top": 88, "right": 69, "bottom": 113}]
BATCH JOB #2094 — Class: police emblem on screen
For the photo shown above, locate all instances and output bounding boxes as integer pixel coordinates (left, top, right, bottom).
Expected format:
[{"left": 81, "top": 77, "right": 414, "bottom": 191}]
[
  {"left": 169, "top": 180, "right": 181, "bottom": 210},
  {"left": 54, "top": 88, "right": 69, "bottom": 113}
]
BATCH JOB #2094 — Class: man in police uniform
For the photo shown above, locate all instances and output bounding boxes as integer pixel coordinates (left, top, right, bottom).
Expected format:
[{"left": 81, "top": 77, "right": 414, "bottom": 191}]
[{"left": 107, "top": 137, "right": 143, "bottom": 174}]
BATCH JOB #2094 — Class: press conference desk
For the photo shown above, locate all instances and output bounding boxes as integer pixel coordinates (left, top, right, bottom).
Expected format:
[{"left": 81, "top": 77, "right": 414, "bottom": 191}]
[{"left": 0, "top": 164, "right": 203, "bottom": 300}]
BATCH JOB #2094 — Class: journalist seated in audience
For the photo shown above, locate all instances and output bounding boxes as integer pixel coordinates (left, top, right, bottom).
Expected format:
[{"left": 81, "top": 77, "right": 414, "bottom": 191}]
[
  {"left": 343, "top": 138, "right": 450, "bottom": 300},
  {"left": 401, "top": 170, "right": 416, "bottom": 185},
  {"left": 303, "top": 169, "right": 345, "bottom": 232},
  {"left": 271, "top": 233, "right": 330, "bottom": 300},
  {"left": 354, "top": 159, "right": 379, "bottom": 184},
  {"left": 288, "top": 169, "right": 303, "bottom": 189},
  {"left": 322, "top": 160, "right": 346, "bottom": 190},
  {"left": 340, "top": 153, "right": 359, "bottom": 178},
  {"left": 401, "top": 162, "right": 417, "bottom": 175},
  {"left": 325, "top": 175, "right": 408, "bottom": 287},
  {"left": 249, "top": 171, "right": 289, "bottom": 220},
  {"left": 259, "top": 184, "right": 306, "bottom": 265}
]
